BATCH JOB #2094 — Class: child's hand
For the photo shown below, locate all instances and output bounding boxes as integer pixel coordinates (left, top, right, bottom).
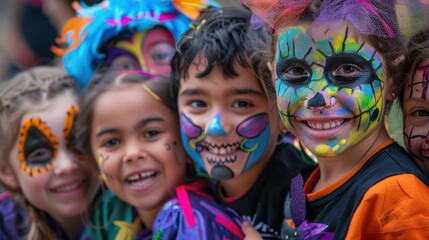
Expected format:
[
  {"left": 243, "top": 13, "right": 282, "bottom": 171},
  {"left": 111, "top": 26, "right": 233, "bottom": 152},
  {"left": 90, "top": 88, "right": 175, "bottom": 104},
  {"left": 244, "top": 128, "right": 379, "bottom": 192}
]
[{"left": 241, "top": 222, "right": 263, "bottom": 240}]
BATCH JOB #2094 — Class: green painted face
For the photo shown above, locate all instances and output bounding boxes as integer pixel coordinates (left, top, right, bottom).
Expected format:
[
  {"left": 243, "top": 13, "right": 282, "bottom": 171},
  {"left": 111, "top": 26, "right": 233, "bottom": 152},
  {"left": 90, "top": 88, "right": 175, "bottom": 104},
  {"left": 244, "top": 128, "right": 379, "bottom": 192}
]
[{"left": 274, "top": 24, "right": 387, "bottom": 157}]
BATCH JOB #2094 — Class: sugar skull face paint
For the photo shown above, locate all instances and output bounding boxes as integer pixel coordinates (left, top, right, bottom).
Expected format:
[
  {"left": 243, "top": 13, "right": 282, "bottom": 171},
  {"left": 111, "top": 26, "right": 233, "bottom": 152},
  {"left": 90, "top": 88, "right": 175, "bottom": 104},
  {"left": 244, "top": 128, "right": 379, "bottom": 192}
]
[
  {"left": 18, "top": 117, "right": 58, "bottom": 177},
  {"left": 402, "top": 61, "right": 429, "bottom": 175},
  {"left": 180, "top": 113, "right": 270, "bottom": 179},
  {"left": 105, "top": 27, "right": 175, "bottom": 75},
  {"left": 64, "top": 105, "right": 86, "bottom": 161},
  {"left": 178, "top": 64, "right": 278, "bottom": 180},
  {"left": 274, "top": 23, "right": 386, "bottom": 157}
]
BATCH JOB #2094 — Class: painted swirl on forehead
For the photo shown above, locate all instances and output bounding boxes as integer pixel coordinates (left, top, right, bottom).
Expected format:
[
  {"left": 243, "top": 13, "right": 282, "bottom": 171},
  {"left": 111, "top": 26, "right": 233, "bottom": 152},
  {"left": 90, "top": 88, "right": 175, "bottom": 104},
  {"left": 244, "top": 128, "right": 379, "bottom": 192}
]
[
  {"left": 275, "top": 26, "right": 385, "bottom": 157},
  {"left": 18, "top": 117, "right": 58, "bottom": 177},
  {"left": 407, "top": 63, "right": 429, "bottom": 100}
]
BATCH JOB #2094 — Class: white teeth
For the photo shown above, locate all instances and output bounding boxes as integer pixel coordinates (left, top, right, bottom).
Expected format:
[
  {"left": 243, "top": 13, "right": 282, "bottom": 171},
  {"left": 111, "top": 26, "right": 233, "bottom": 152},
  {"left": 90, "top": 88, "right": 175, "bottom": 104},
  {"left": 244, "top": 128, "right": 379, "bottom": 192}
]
[
  {"left": 55, "top": 182, "right": 80, "bottom": 193},
  {"left": 126, "top": 171, "right": 157, "bottom": 185},
  {"left": 307, "top": 120, "right": 345, "bottom": 130}
]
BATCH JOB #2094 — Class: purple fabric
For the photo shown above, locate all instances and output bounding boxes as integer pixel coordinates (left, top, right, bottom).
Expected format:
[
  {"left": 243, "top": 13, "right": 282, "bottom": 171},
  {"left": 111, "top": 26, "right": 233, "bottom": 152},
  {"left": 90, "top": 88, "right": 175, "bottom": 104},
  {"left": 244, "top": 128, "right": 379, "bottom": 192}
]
[
  {"left": 138, "top": 184, "right": 243, "bottom": 240},
  {"left": 0, "top": 193, "right": 29, "bottom": 239},
  {"left": 313, "top": 0, "right": 400, "bottom": 38}
]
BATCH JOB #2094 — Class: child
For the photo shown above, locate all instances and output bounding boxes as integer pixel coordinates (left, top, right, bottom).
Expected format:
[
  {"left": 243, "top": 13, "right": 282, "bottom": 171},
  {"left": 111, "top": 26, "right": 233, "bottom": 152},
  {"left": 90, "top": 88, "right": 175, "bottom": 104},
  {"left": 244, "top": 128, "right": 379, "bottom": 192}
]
[
  {"left": 77, "top": 70, "right": 243, "bottom": 239},
  {"left": 401, "top": 27, "right": 429, "bottom": 175},
  {"left": 53, "top": 0, "right": 218, "bottom": 87},
  {"left": 244, "top": 0, "right": 429, "bottom": 239},
  {"left": 0, "top": 66, "right": 98, "bottom": 239},
  {"left": 172, "top": 7, "right": 316, "bottom": 239}
]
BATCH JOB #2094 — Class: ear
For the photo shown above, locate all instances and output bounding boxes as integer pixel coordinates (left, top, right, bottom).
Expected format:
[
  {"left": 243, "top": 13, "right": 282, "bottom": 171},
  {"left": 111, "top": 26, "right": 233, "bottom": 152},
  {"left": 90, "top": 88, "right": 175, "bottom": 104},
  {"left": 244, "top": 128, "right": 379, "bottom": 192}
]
[
  {"left": 0, "top": 164, "right": 19, "bottom": 190},
  {"left": 267, "top": 61, "right": 275, "bottom": 84},
  {"left": 386, "top": 55, "right": 406, "bottom": 102}
]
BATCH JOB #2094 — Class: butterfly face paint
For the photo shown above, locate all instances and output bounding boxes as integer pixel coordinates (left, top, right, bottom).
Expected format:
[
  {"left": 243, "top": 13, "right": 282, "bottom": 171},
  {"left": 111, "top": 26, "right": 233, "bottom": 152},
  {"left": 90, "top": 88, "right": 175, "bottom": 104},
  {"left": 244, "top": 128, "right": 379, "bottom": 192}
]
[
  {"left": 105, "top": 27, "right": 175, "bottom": 75},
  {"left": 402, "top": 61, "right": 429, "bottom": 174},
  {"left": 180, "top": 112, "right": 270, "bottom": 180},
  {"left": 275, "top": 24, "right": 386, "bottom": 157}
]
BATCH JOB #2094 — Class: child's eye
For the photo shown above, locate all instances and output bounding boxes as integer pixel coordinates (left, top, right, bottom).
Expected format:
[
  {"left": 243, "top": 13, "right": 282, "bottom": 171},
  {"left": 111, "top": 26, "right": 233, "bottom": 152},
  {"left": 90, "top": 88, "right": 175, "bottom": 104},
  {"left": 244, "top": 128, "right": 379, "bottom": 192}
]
[
  {"left": 333, "top": 64, "right": 361, "bottom": 77},
  {"left": 144, "top": 129, "right": 161, "bottom": 138},
  {"left": 102, "top": 138, "right": 121, "bottom": 148},
  {"left": 411, "top": 109, "right": 429, "bottom": 117},
  {"left": 149, "top": 42, "right": 175, "bottom": 66},
  {"left": 284, "top": 66, "right": 310, "bottom": 80},
  {"left": 189, "top": 100, "right": 207, "bottom": 108},
  {"left": 233, "top": 100, "right": 252, "bottom": 108},
  {"left": 27, "top": 148, "right": 52, "bottom": 165}
]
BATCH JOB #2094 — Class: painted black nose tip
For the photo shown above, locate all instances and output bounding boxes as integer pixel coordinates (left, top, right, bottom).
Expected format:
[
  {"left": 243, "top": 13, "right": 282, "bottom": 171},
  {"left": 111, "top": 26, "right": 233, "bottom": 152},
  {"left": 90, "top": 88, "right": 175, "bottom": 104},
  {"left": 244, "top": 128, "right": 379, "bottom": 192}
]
[{"left": 308, "top": 92, "right": 326, "bottom": 107}]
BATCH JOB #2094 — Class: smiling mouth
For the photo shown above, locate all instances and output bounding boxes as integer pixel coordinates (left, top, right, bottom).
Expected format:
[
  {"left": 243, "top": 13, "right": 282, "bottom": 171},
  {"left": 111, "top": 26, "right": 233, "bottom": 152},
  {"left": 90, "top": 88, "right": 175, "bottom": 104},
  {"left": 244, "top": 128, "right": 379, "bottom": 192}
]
[
  {"left": 126, "top": 171, "right": 158, "bottom": 186},
  {"left": 52, "top": 180, "right": 83, "bottom": 193},
  {"left": 305, "top": 119, "right": 346, "bottom": 130}
]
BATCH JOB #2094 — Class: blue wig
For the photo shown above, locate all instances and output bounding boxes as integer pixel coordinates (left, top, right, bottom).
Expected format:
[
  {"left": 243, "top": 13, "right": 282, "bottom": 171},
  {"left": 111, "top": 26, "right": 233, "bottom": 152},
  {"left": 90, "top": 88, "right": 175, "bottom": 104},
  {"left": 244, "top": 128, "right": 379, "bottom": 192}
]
[{"left": 54, "top": 0, "right": 218, "bottom": 87}]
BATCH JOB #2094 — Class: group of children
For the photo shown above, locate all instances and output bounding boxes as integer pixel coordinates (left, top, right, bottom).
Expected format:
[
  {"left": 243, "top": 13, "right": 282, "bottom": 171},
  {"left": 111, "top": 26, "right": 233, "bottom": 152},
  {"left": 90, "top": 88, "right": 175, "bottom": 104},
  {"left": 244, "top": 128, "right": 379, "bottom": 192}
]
[{"left": 0, "top": 0, "right": 428, "bottom": 239}]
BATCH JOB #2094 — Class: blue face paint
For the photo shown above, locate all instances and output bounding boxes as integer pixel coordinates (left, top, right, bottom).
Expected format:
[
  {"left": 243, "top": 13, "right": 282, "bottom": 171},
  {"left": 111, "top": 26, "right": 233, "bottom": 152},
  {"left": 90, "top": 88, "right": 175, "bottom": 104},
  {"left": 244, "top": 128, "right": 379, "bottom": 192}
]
[
  {"left": 207, "top": 113, "right": 227, "bottom": 137},
  {"left": 180, "top": 112, "right": 271, "bottom": 180}
]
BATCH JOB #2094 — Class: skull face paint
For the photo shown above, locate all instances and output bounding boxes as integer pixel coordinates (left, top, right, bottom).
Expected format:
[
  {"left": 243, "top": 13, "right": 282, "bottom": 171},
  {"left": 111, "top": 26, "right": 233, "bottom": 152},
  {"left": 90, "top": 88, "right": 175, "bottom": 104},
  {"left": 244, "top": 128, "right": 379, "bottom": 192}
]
[
  {"left": 18, "top": 117, "right": 58, "bottom": 177},
  {"left": 402, "top": 61, "right": 429, "bottom": 174},
  {"left": 64, "top": 105, "right": 86, "bottom": 160},
  {"left": 275, "top": 24, "right": 386, "bottom": 157},
  {"left": 180, "top": 113, "right": 270, "bottom": 180}
]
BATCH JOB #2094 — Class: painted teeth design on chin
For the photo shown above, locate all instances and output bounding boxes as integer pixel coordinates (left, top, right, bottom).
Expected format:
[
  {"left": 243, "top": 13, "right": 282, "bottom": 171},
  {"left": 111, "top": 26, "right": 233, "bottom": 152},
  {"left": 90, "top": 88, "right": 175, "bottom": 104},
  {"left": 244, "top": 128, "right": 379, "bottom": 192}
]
[
  {"left": 55, "top": 182, "right": 81, "bottom": 193},
  {"left": 204, "top": 141, "right": 240, "bottom": 155},
  {"left": 306, "top": 119, "right": 345, "bottom": 130},
  {"left": 127, "top": 171, "right": 157, "bottom": 183},
  {"left": 207, "top": 155, "right": 237, "bottom": 165}
]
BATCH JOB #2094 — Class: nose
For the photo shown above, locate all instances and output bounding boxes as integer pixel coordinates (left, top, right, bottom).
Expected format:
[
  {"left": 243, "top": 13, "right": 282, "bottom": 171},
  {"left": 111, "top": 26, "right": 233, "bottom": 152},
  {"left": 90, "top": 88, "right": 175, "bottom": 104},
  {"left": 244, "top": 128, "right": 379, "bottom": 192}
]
[
  {"left": 122, "top": 139, "right": 148, "bottom": 163},
  {"left": 53, "top": 151, "right": 79, "bottom": 176},
  {"left": 206, "top": 113, "right": 229, "bottom": 137},
  {"left": 305, "top": 92, "right": 336, "bottom": 110}
]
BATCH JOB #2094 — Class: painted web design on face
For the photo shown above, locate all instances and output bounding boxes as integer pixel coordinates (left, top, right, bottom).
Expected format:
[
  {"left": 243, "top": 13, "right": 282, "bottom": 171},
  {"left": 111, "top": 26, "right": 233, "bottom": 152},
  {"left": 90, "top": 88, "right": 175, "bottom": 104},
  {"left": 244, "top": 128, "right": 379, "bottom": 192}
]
[{"left": 275, "top": 26, "right": 385, "bottom": 157}]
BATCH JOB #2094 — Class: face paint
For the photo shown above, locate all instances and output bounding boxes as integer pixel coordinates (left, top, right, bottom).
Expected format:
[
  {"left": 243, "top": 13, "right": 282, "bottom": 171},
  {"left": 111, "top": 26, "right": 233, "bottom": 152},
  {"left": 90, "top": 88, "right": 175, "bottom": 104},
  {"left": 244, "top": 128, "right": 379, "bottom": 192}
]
[
  {"left": 97, "top": 155, "right": 110, "bottom": 181},
  {"left": 275, "top": 24, "right": 385, "bottom": 157},
  {"left": 105, "top": 27, "right": 175, "bottom": 75},
  {"left": 180, "top": 112, "right": 270, "bottom": 180},
  {"left": 402, "top": 61, "right": 429, "bottom": 174},
  {"left": 18, "top": 117, "right": 58, "bottom": 177},
  {"left": 63, "top": 105, "right": 86, "bottom": 160}
]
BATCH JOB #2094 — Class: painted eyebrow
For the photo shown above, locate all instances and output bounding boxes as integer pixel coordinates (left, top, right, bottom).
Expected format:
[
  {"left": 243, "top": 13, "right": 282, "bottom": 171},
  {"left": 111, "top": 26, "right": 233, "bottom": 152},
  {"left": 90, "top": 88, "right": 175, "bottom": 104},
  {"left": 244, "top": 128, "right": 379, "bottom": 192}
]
[{"left": 403, "top": 97, "right": 429, "bottom": 105}]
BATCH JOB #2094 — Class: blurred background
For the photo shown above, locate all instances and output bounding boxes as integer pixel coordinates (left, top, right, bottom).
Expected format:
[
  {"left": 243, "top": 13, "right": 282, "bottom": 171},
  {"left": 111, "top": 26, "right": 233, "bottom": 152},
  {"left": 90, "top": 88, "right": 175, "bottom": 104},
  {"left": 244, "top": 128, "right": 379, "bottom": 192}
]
[{"left": 0, "top": 0, "right": 241, "bottom": 81}]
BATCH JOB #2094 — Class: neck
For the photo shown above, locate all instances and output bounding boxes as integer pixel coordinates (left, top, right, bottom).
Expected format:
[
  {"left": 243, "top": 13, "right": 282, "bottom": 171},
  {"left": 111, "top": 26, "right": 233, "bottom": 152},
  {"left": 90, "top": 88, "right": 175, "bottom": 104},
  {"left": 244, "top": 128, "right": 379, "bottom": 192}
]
[
  {"left": 137, "top": 205, "right": 163, "bottom": 230},
  {"left": 314, "top": 125, "right": 391, "bottom": 192},
  {"left": 219, "top": 151, "right": 271, "bottom": 198},
  {"left": 54, "top": 215, "right": 82, "bottom": 239}
]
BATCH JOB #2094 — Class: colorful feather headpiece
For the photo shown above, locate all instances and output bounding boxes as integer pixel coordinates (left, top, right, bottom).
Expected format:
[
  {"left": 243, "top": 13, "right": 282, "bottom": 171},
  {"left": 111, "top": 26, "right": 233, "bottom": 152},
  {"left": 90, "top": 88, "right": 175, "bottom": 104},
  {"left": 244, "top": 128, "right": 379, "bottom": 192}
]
[
  {"left": 53, "top": 0, "right": 218, "bottom": 87},
  {"left": 242, "top": 0, "right": 429, "bottom": 40}
]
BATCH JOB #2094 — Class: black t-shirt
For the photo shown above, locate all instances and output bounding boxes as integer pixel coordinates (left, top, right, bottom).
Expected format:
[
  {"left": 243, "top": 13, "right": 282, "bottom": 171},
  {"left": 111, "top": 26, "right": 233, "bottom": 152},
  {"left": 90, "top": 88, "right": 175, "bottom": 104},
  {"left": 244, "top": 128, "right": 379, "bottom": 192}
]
[{"left": 217, "top": 143, "right": 317, "bottom": 239}]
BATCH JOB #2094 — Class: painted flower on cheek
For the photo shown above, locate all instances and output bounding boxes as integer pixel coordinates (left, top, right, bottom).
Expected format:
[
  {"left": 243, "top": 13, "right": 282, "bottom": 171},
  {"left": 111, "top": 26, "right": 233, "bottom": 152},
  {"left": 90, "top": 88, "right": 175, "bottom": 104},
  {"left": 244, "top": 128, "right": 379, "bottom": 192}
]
[{"left": 275, "top": 26, "right": 386, "bottom": 157}]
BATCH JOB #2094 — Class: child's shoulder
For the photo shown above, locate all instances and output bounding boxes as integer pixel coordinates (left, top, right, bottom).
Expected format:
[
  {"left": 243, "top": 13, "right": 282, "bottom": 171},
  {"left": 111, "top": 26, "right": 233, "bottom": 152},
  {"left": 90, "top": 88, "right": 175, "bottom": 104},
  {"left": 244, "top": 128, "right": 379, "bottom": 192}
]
[
  {"left": 0, "top": 192, "right": 29, "bottom": 239},
  {"left": 80, "top": 189, "right": 139, "bottom": 240},
  {"left": 152, "top": 181, "right": 243, "bottom": 240}
]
